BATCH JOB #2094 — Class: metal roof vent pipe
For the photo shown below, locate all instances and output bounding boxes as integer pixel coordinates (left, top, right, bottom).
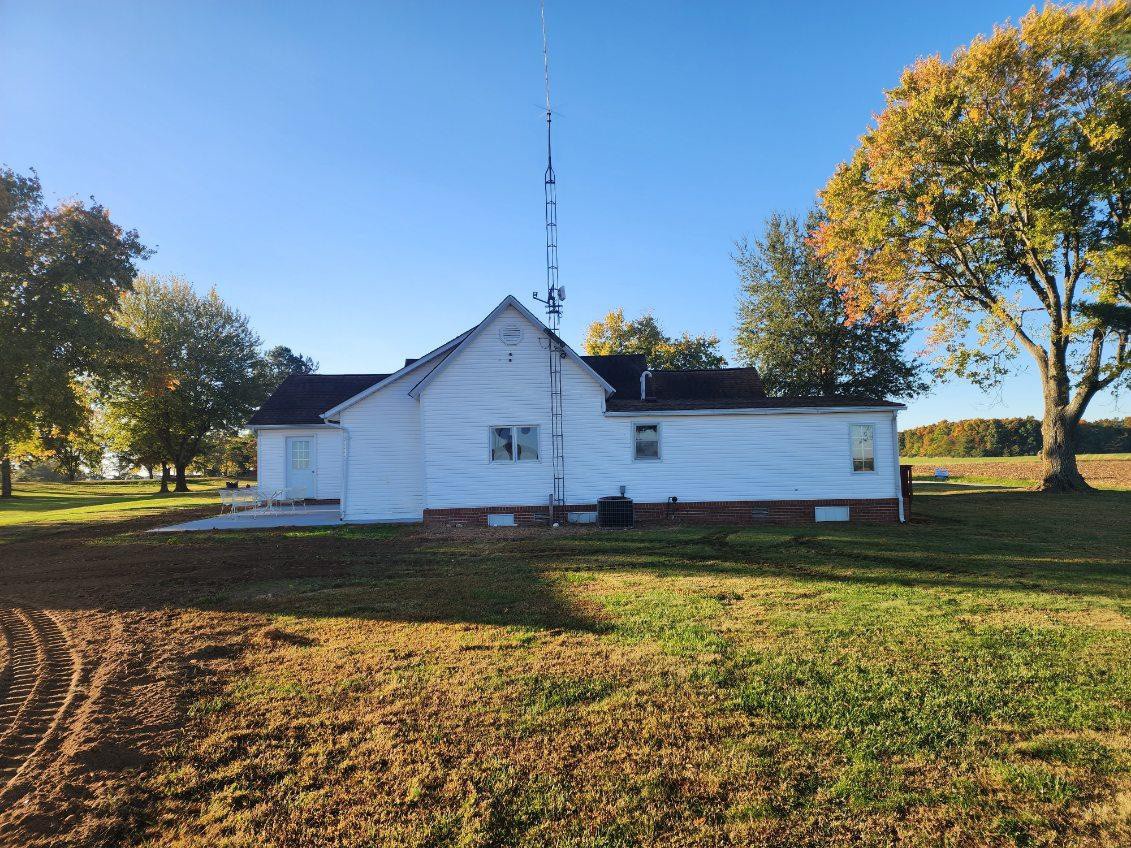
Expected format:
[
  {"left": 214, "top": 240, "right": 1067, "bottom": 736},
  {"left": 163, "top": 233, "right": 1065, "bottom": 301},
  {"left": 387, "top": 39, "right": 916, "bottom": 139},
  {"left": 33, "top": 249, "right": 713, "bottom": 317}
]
[{"left": 640, "top": 370, "right": 654, "bottom": 401}]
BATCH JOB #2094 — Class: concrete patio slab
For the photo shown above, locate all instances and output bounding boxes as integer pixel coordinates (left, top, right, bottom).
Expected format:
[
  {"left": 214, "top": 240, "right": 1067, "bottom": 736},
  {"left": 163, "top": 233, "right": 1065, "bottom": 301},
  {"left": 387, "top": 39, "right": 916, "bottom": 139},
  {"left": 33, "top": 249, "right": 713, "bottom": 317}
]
[{"left": 151, "top": 504, "right": 344, "bottom": 532}]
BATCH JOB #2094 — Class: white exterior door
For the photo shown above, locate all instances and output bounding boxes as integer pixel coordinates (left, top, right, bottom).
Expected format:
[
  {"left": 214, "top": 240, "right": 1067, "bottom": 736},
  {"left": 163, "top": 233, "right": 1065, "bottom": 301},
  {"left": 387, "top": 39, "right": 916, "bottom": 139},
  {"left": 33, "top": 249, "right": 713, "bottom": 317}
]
[{"left": 285, "top": 437, "right": 316, "bottom": 498}]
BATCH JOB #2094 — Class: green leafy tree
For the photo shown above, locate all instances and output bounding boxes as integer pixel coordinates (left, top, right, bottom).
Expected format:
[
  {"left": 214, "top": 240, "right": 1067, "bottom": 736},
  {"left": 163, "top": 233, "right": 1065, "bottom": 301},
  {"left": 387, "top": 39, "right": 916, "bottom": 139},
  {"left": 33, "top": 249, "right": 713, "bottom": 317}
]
[
  {"left": 899, "top": 416, "right": 1125, "bottom": 457},
  {"left": 816, "top": 4, "right": 1130, "bottom": 491},
  {"left": 0, "top": 167, "right": 146, "bottom": 496},
  {"left": 734, "top": 210, "right": 927, "bottom": 398},
  {"left": 105, "top": 276, "right": 266, "bottom": 492},
  {"left": 105, "top": 405, "right": 170, "bottom": 487},
  {"left": 34, "top": 381, "right": 106, "bottom": 481},
  {"left": 584, "top": 308, "right": 727, "bottom": 369},
  {"left": 261, "top": 345, "right": 318, "bottom": 395},
  {"left": 200, "top": 432, "right": 258, "bottom": 478}
]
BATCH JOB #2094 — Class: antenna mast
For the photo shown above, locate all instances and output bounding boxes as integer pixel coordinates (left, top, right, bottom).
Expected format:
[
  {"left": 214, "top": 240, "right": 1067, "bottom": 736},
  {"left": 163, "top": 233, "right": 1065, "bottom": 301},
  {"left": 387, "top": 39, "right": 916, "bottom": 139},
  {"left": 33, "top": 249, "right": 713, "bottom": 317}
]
[{"left": 533, "top": 0, "right": 566, "bottom": 520}]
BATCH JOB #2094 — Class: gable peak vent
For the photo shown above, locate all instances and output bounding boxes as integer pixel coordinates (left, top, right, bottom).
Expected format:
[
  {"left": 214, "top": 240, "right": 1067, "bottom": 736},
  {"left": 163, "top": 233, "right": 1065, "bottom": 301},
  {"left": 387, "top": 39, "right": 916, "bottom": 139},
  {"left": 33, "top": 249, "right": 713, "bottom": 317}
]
[{"left": 499, "top": 324, "right": 524, "bottom": 346}]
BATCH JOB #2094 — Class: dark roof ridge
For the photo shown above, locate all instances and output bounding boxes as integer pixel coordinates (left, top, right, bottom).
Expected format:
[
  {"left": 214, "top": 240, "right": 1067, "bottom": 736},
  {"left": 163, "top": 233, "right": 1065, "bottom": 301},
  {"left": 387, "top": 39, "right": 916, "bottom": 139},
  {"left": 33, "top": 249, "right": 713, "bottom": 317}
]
[{"left": 291, "top": 375, "right": 389, "bottom": 382}]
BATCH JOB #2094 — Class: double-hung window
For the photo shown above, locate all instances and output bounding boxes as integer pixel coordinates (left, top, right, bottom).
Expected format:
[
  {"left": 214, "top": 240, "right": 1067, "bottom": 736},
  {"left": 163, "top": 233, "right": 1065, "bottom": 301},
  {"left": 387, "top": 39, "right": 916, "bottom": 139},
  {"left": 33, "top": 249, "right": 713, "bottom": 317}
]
[
  {"left": 490, "top": 426, "right": 540, "bottom": 462},
  {"left": 850, "top": 424, "right": 875, "bottom": 472},
  {"left": 633, "top": 423, "right": 661, "bottom": 461}
]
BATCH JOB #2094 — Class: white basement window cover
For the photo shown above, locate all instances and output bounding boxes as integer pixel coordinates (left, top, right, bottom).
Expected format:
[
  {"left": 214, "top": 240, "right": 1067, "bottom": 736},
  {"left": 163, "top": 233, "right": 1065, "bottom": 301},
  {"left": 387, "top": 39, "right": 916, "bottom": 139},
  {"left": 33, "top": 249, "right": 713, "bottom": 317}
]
[{"left": 815, "top": 506, "right": 850, "bottom": 522}]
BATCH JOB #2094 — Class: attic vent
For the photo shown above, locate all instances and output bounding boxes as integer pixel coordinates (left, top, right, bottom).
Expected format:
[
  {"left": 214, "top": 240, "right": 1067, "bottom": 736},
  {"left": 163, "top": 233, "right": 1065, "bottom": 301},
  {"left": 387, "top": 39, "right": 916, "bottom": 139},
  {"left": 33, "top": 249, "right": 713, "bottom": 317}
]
[{"left": 499, "top": 325, "right": 524, "bottom": 346}]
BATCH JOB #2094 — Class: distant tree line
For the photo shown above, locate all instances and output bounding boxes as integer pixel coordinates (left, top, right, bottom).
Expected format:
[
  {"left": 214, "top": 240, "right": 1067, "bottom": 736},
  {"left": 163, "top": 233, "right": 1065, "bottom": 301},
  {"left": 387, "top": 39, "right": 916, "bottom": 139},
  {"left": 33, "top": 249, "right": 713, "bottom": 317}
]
[
  {"left": 900, "top": 417, "right": 1131, "bottom": 458},
  {"left": 0, "top": 166, "right": 316, "bottom": 495}
]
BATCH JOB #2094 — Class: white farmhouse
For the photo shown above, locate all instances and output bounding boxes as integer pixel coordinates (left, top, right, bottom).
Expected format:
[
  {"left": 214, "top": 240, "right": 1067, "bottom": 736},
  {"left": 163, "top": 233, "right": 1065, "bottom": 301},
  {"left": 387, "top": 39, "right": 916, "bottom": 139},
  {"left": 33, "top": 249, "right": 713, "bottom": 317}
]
[{"left": 249, "top": 295, "right": 908, "bottom": 526}]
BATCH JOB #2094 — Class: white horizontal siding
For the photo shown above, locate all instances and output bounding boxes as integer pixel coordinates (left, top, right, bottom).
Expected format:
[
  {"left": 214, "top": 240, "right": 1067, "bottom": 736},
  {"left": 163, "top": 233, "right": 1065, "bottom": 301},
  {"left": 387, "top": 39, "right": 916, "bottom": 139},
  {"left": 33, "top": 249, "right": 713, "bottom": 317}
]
[
  {"left": 418, "top": 305, "right": 900, "bottom": 509},
  {"left": 254, "top": 428, "right": 342, "bottom": 499},
  {"left": 569, "top": 408, "right": 898, "bottom": 503},
  {"left": 340, "top": 371, "right": 426, "bottom": 520},
  {"left": 420, "top": 307, "right": 557, "bottom": 508}
]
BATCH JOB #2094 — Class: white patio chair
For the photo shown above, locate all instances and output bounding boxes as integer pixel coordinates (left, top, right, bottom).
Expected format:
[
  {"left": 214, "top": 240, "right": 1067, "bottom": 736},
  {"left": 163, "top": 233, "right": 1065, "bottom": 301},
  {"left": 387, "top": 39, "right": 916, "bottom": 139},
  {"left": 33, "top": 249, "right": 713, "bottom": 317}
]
[
  {"left": 228, "top": 486, "right": 271, "bottom": 516},
  {"left": 275, "top": 486, "right": 306, "bottom": 512},
  {"left": 219, "top": 489, "right": 236, "bottom": 515}
]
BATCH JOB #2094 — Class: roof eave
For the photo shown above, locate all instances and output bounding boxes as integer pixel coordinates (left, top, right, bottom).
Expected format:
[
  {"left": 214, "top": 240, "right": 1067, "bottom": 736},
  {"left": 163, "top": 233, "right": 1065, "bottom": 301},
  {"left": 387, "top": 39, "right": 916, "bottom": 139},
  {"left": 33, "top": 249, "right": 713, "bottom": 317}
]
[
  {"left": 318, "top": 329, "right": 473, "bottom": 419},
  {"left": 603, "top": 404, "right": 905, "bottom": 416}
]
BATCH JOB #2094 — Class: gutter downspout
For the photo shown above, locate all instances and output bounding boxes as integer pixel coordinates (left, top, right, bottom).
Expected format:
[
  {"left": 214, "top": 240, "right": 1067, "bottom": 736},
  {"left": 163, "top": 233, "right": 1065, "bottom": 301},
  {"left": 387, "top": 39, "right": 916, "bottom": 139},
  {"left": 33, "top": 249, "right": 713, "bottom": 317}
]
[
  {"left": 891, "top": 410, "right": 905, "bottom": 523},
  {"left": 341, "top": 425, "right": 350, "bottom": 522}
]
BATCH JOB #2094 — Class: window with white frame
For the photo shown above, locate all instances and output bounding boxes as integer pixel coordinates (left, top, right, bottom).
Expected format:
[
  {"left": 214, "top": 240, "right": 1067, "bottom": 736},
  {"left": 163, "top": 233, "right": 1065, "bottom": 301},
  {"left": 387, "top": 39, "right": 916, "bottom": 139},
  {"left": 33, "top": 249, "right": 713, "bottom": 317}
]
[
  {"left": 490, "top": 426, "right": 540, "bottom": 462},
  {"left": 633, "top": 423, "right": 661, "bottom": 461},
  {"left": 850, "top": 424, "right": 875, "bottom": 472}
]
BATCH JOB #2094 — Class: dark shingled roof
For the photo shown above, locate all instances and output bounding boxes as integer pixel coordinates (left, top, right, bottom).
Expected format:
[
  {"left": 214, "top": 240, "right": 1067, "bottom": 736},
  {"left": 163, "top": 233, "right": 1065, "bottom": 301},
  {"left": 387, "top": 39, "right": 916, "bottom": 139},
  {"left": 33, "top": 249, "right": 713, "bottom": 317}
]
[
  {"left": 582, "top": 354, "right": 648, "bottom": 397},
  {"left": 584, "top": 354, "right": 897, "bottom": 411},
  {"left": 584, "top": 357, "right": 772, "bottom": 407},
  {"left": 651, "top": 367, "right": 764, "bottom": 400},
  {"left": 250, "top": 350, "right": 898, "bottom": 425},
  {"left": 249, "top": 373, "right": 389, "bottom": 426}
]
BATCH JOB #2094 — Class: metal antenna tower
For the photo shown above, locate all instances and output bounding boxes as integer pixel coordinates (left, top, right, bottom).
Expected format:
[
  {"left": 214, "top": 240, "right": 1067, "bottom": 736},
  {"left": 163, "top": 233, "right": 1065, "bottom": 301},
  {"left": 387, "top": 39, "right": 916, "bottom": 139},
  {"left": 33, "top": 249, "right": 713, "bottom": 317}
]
[{"left": 532, "top": 0, "right": 566, "bottom": 520}]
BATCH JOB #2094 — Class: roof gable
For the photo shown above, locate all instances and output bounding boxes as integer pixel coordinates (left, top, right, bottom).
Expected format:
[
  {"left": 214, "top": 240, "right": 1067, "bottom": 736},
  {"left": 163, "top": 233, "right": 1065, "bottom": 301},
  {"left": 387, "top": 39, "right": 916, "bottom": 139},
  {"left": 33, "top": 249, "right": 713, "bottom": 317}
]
[{"left": 407, "top": 295, "right": 615, "bottom": 399}]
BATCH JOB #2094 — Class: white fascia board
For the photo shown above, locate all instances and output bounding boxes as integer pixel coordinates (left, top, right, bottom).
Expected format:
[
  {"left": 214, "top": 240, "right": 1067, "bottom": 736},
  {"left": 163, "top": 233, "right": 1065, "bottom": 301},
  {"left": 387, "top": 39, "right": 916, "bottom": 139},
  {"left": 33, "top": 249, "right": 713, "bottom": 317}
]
[
  {"left": 603, "top": 404, "right": 906, "bottom": 417},
  {"left": 250, "top": 423, "right": 342, "bottom": 430},
  {"left": 319, "top": 329, "right": 472, "bottom": 420},
  {"left": 407, "top": 294, "right": 615, "bottom": 399}
]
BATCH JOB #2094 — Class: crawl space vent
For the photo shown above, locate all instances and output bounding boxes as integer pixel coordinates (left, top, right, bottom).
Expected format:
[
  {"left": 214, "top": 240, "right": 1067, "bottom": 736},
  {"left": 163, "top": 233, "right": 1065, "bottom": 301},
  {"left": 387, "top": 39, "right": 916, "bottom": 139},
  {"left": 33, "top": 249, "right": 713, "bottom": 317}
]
[
  {"left": 499, "top": 325, "right": 524, "bottom": 346},
  {"left": 814, "top": 506, "right": 850, "bottom": 522}
]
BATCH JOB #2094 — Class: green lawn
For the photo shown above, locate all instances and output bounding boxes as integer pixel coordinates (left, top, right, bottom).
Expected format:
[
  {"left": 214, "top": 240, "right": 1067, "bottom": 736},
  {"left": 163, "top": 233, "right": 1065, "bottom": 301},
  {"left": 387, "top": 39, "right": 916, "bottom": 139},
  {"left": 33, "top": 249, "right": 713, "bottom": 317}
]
[
  {"left": 2, "top": 481, "right": 1128, "bottom": 845},
  {"left": 125, "top": 486, "right": 1129, "bottom": 847},
  {"left": 0, "top": 478, "right": 220, "bottom": 536}
]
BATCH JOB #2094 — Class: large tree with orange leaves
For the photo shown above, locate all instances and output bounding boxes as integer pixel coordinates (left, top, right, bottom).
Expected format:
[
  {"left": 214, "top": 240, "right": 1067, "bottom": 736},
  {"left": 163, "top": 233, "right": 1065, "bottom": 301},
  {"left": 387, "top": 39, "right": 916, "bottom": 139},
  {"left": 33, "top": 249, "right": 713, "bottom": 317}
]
[{"left": 816, "top": 2, "right": 1129, "bottom": 492}]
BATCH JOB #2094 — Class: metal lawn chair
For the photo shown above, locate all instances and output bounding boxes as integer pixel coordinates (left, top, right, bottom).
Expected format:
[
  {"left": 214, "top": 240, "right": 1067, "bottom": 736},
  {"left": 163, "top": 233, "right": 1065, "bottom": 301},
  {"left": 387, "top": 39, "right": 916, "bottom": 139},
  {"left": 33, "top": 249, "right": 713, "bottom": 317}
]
[{"left": 274, "top": 486, "right": 306, "bottom": 512}]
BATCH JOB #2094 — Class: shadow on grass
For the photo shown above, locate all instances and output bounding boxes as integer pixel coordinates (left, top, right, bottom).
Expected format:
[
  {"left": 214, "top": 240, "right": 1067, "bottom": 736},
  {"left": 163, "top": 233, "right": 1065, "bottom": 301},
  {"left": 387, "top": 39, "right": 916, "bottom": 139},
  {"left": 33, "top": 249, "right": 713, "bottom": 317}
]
[{"left": 0, "top": 489, "right": 1127, "bottom": 633}]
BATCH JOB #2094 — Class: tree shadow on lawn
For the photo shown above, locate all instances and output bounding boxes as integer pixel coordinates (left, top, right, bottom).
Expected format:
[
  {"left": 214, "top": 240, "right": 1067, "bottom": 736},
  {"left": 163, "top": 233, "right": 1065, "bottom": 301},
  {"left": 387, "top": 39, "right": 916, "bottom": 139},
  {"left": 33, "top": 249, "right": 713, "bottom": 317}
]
[{"left": 0, "top": 490, "right": 1127, "bottom": 632}]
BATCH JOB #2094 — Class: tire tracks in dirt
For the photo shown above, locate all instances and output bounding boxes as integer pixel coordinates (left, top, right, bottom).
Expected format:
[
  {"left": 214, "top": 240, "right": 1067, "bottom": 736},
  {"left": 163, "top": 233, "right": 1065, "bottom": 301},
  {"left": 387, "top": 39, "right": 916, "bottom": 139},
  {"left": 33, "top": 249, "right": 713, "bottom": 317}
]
[{"left": 0, "top": 604, "right": 84, "bottom": 808}]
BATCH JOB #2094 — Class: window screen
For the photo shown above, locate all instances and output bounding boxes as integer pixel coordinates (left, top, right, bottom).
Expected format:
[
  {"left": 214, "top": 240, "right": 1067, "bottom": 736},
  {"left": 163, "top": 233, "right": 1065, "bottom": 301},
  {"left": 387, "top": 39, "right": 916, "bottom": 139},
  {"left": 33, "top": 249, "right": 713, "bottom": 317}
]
[
  {"left": 491, "top": 426, "right": 539, "bottom": 462},
  {"left": 634, "top": 424, "right": 660, "bottom": 460},
  {"left": 515, "top": 426, "right": 539, "bottom": 461},
  {"left": 851, "top": 424, "right": 875, "bottom": 472},
  {"left": 490, "top": 427, "right": 513, "bottom": 462}
]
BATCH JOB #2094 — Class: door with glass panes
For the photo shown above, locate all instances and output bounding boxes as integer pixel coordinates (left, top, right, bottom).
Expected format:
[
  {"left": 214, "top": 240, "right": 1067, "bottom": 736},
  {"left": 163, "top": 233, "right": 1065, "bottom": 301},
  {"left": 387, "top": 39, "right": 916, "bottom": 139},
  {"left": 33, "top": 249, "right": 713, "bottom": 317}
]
[{"left": 285, "top": 436, "right": 317, "bottom": 499}]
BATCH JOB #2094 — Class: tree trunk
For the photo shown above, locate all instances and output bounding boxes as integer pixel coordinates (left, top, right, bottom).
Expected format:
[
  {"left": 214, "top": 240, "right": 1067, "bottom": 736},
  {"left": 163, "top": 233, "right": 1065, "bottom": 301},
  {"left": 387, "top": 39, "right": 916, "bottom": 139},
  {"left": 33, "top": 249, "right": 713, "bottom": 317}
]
[
  {"left": 159, "top": 462, "right": 170, "bottom": 494},
  {"left": 1, "top": 453, "right": 11, "bottom": 499},
  {"left": 1038, "top": 369, "right": 1091, "bottom": 493},
  {"left": 174, "top": 463, "right": 188, "bottom": 492},
  {"left": 144, "top": 465, "right": 153, "bottom": 479}
]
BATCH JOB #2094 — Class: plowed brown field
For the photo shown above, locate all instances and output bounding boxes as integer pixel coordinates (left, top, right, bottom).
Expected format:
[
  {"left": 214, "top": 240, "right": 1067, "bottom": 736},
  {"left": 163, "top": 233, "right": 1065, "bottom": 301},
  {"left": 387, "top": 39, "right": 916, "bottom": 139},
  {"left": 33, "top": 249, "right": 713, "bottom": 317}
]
[{"left": 911, "top": 457, "right": 1131, "bottom": 488}]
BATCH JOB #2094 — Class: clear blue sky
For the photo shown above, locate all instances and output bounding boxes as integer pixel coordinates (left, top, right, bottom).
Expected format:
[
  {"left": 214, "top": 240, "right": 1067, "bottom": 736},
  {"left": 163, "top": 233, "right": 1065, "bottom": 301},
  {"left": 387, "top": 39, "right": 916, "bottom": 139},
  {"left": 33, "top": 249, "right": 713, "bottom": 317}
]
[{"left": 2, "top": 1, "right": 1122, "bottom": 428}]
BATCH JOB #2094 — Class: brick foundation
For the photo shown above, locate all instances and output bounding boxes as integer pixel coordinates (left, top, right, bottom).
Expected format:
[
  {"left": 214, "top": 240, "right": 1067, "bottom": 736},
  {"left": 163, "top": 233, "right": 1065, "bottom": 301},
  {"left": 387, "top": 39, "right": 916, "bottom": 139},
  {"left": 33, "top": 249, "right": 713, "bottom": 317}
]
[{"left": 422, "top": 497, "right": 908, "bottom": 528}]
